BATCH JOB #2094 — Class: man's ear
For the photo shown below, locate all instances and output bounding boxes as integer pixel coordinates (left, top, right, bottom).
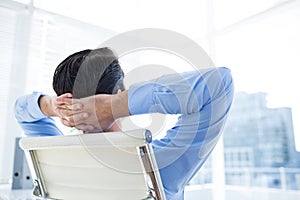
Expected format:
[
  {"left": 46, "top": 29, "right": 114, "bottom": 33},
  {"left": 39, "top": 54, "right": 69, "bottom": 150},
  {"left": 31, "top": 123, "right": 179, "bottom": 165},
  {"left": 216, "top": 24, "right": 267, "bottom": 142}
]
[{"left": 116, "top": 89, "right": 121, "bottom": 94}]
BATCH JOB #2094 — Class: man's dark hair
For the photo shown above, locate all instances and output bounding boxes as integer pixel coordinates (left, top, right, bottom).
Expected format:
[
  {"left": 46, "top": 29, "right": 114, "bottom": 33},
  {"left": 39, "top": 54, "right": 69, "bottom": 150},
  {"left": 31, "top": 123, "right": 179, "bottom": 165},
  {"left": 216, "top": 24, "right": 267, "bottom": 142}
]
[{"left": 53, "top": 47, "right": 124, "bottom": 98}]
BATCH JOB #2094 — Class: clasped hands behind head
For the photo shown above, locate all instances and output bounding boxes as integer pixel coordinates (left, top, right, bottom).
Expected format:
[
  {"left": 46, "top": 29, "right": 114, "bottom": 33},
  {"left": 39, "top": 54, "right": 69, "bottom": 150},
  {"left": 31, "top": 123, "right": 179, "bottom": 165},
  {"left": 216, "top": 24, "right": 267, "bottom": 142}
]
[{"left": 54, "top": 90, "right": 130, "bottom": 133}]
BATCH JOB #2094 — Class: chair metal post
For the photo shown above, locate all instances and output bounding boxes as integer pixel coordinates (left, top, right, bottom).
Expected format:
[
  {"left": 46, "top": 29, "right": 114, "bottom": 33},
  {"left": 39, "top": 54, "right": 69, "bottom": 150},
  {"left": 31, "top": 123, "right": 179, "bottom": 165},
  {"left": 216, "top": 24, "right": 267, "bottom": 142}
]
[
  {"left": 28, "top": 150, "right": 48, "bottom": 199},
  {"left": 137, "top": 144, "right": 166, "bottom": 200}
]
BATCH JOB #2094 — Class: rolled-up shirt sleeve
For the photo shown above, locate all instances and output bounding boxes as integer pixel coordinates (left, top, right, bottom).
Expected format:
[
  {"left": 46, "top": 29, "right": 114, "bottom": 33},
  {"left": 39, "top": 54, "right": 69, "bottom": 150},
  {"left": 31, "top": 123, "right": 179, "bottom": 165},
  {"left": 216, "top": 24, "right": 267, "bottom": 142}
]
[
  {"left": 128, "top": 67, "right": 234, "bottom": 200},
  {"left": 14, "top": 92, "right": 63, "bottom": 136}
]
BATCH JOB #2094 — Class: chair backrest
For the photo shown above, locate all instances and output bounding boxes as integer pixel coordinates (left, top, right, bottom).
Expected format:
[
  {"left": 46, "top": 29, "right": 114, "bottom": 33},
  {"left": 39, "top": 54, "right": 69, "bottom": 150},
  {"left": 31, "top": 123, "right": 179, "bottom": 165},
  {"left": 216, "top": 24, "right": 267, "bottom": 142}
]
[{"left": 19, "top": 129, "right": 166, "bottom": 200}]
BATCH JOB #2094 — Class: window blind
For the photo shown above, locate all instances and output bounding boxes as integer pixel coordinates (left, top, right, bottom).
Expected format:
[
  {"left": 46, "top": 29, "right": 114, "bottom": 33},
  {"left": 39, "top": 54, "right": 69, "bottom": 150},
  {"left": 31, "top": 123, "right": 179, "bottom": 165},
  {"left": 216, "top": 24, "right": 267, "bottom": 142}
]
[{"left": 0, "top": 5, "right": 17, "bottom": 181}]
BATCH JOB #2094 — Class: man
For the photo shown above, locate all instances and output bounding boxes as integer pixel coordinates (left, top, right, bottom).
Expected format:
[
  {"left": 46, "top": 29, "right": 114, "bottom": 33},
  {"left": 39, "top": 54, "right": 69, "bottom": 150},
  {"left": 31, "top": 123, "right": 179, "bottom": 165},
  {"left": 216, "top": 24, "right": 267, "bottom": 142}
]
[{"left": 15, "top": 47, "right": 234, "bottom": 200}]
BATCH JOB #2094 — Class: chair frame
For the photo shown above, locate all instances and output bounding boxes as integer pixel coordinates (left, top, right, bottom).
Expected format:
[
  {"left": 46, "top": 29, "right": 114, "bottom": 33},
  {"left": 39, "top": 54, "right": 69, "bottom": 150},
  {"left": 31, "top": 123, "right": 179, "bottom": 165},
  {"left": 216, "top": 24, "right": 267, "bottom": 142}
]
[{"left": 21, "top": 130, "right": 166, "bottom": 200}]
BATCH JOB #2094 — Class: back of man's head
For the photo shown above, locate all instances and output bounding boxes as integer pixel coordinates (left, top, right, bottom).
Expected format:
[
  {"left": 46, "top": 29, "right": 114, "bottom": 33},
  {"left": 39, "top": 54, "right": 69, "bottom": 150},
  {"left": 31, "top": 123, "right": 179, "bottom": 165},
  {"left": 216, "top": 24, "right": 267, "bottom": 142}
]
[{"left": 53, "top": 47, "right": 124, "bottom": 98}]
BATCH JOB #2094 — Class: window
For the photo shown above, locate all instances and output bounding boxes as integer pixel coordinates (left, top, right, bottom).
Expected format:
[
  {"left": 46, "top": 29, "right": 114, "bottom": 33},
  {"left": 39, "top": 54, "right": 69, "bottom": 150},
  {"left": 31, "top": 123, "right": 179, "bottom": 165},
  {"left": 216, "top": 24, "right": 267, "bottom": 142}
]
[
  {"left": 0, "top": 1, "right": 115, "bottom": 182},
  {"left": 0, "top": 3, "right": 19, "bottom": 183}
]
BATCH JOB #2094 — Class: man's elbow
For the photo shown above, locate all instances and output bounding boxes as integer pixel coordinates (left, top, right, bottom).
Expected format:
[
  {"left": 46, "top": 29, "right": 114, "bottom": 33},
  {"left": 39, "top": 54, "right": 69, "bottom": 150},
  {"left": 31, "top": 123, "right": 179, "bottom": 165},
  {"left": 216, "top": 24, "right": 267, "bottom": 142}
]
[
  {"left": 217, "top": 67, "right": 233, "bottom": 86},
  {"left": 216, "top": 67, "right": 234, "bottom": 97},
  {"left": 207, "top": 67, "right": 234, "bottom": 109}
]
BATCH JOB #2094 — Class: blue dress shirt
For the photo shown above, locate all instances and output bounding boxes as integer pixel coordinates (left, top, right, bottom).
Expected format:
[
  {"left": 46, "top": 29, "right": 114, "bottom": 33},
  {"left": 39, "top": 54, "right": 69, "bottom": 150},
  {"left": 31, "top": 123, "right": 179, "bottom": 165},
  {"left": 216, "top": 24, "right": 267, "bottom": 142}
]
[{"left": 14, "top": 67, "right": 234, "bottom": 200}]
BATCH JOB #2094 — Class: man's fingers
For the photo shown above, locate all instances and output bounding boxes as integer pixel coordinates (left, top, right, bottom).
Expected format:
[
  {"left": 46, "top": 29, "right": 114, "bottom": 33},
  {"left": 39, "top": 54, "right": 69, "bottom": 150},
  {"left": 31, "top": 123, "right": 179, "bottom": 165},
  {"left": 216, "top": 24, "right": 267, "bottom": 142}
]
[
  {"left": 68, "top": 103, "right": 83, "bottom": 110},
  {"left": 60, "top": 118, "right": 101, "bottom": 133},
  {"left": 75, "top": 124, "right": 99, "bottom": 132},
  {"left": 57, "top": 93, "right": 72, "bottom": 100},
  {"left": 55, "top": 108, "right": 74, "bottom": 117},
  {"left": 60, "top": 115, "right": 89, "bottom": 127},
  {"left": 56, "top": 95, "right": 81, "bottom": 105},
  {"left": 60, "top": 118, "right": 74, "bottom": 127},
  {"left": 56, "top": 93, "right": 72, "bottom": 105},
  {"left": 62, "top": 112, "right": 89, "bottom": 124},
  {"left": 56, "top": 98, "right": 72, "bottom": 105},
  {"left": 55, "top": 103, "right": 83, "bottom": 110}
]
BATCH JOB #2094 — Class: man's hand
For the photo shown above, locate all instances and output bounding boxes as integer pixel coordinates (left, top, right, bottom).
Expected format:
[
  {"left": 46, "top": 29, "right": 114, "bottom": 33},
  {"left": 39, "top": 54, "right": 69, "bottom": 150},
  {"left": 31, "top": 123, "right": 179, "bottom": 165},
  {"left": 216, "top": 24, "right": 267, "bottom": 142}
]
[
  {"left": 39, "top": 93, "right": 76, "bottom": 117},
  {"left": 55, "top": 91, "right": 130, "bottom": 132}
]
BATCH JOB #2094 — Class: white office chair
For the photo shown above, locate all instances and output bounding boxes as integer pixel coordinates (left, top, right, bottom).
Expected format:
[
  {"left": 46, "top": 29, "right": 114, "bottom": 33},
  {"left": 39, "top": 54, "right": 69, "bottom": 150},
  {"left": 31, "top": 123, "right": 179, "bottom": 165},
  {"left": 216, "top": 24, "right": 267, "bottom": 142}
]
[{"left": 19, "top": 129, "right": 166, "bottom": 200}]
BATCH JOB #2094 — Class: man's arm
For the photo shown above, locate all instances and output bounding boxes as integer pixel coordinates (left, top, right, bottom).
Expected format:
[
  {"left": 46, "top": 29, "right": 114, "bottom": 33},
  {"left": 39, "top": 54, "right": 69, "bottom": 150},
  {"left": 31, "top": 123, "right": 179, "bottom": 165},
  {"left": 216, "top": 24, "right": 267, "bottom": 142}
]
[
  {"left": 59, "top": 68, "right": 233, "bottom": 131},
  {"left": 14, "top": 92, "right": 69, "bottom": 136}
]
